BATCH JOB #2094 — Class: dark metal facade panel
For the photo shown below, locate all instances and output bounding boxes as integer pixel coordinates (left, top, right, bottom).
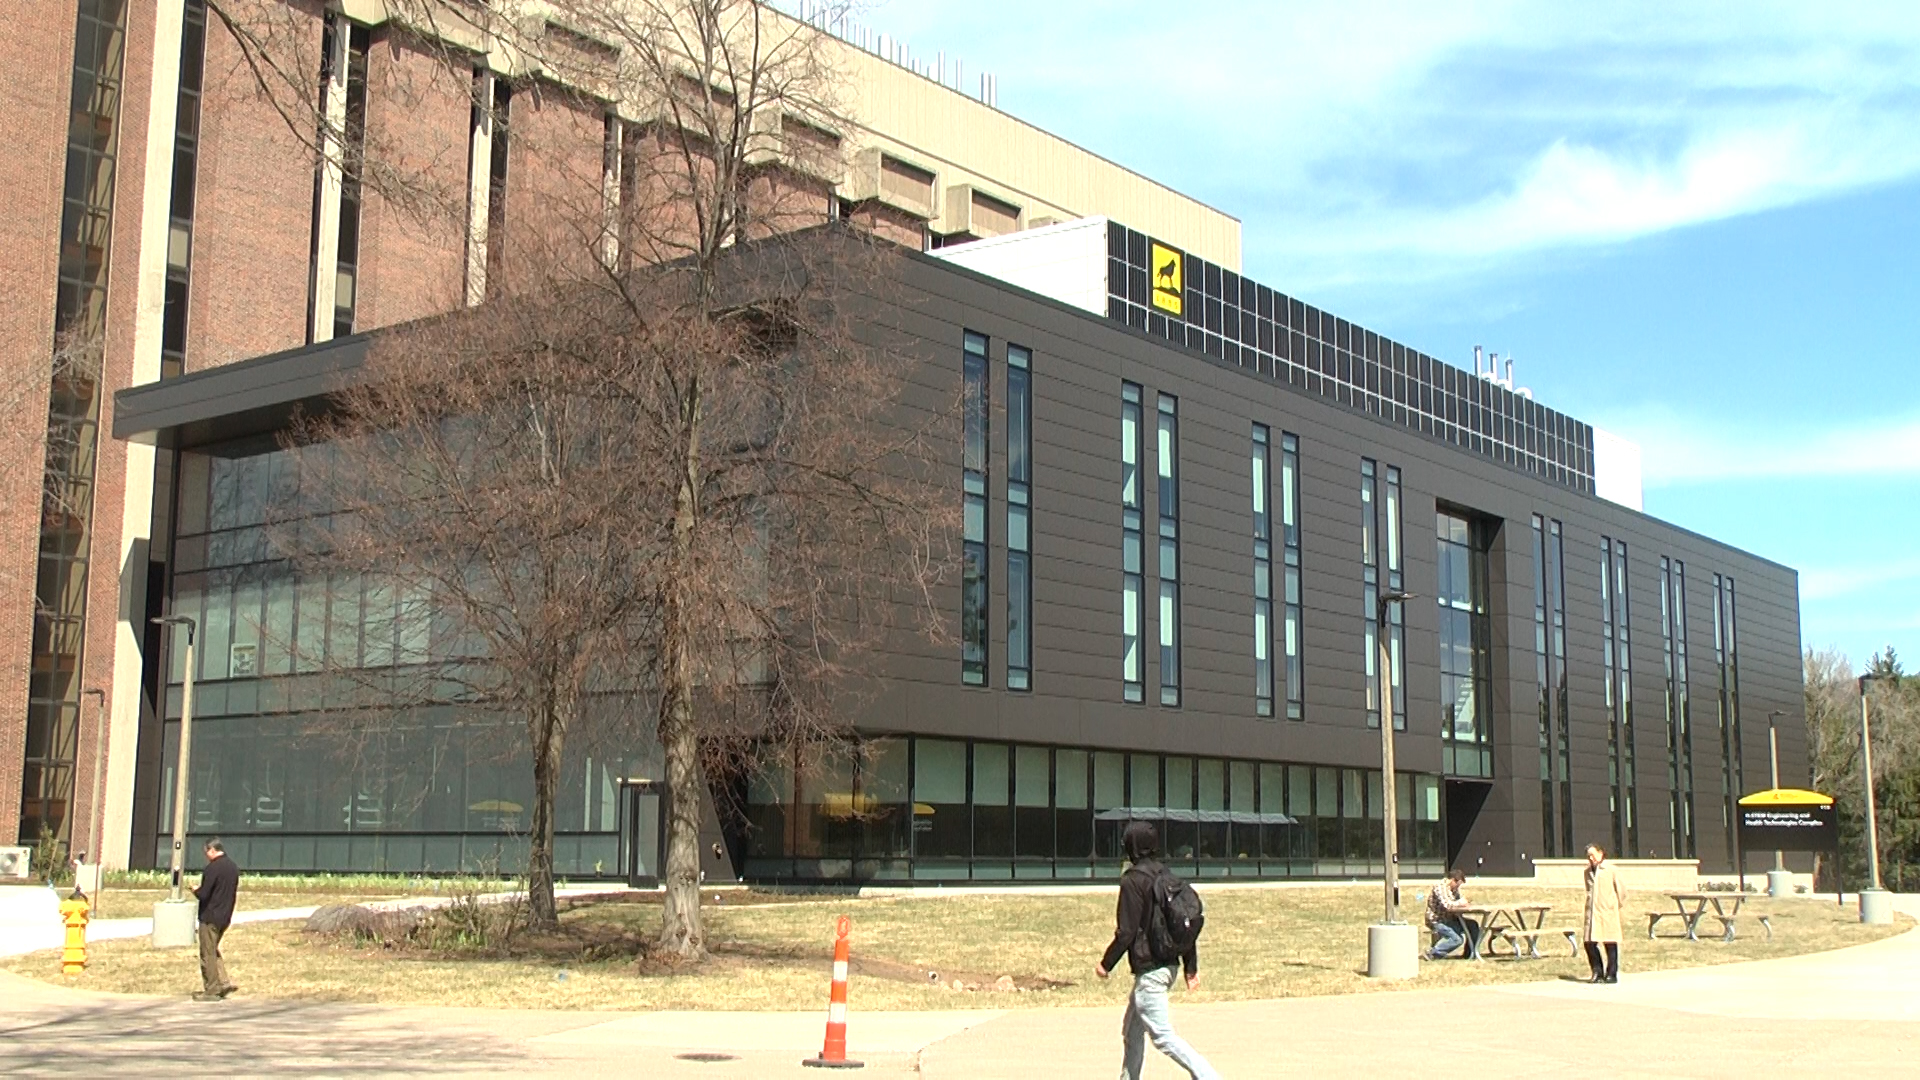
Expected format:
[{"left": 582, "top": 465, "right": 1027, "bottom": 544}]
[{"left": 113, "top": 234, "right": 1806, "bottom": 877}]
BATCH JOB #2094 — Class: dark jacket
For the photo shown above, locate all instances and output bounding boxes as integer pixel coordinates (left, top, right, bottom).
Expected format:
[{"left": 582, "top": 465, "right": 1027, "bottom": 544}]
[
  {"left": 1099, "top": 859, "right": 1198, "bottom": 977},
  {"left": 194, "top": 854, "right": 240, "bottom": 930}
]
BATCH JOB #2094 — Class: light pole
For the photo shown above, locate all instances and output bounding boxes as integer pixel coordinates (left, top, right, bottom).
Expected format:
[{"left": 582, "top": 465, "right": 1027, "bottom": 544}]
[
  {"left": 1765, "top": 709, "right": 1790, "bottom": 897},
  {"left": 1857, "top": 674, "right": 1891, "bottom": 924},
  {"left": 1367, "top": 590, "right": 1416, "bottom": 979},
  {"left": 78, "top": 688, "right": 107, "bottom": 898},
  {"left": 151, "top": 615, "right": 199, "bottom": 948}
]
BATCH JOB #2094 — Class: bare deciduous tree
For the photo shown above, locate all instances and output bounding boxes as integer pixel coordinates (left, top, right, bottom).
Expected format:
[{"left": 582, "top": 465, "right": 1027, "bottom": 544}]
[
  {"left": 235, "top": 1, "right": 954, "bottom": 951},
  {"left": 1, "top": 331, "right": 105, "bottom": 606}
]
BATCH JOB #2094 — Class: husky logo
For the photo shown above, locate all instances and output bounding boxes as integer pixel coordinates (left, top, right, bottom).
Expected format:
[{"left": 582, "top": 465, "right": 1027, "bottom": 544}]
[{"left": 1149, "top": 241, "right": 1183, "bottom": 316}]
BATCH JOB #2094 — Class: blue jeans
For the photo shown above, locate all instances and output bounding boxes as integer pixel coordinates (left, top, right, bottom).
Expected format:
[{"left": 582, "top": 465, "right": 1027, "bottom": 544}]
[
  {"left": 1427, "top": 918, "right": 1478, "bottom": 959},
  {"left": 1119, "top": 965, "right": 1220, "bottom": 1080}
]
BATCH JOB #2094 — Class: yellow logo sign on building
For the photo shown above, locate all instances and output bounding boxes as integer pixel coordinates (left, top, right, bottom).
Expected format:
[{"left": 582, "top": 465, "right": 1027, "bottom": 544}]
[{"left": 1150, "top": 241, "right": 1183, "bottom": 316}]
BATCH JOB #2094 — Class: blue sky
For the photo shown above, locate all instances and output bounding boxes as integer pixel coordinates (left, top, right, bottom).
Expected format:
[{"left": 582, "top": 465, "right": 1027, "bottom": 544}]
[{"left": 863, "top": 0, "right": 1920, "bottom": 669}]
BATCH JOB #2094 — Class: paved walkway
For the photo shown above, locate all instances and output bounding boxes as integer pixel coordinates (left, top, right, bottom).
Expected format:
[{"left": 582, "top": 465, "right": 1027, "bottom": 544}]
[{"left": 1, "top": 894, "right": 1914, "bottom": 1077}]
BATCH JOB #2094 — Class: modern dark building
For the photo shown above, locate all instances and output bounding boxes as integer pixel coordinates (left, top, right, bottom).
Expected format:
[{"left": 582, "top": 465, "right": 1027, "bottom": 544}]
[{"left": 113, "top": 223, "right": 1807, "bottom": 884}]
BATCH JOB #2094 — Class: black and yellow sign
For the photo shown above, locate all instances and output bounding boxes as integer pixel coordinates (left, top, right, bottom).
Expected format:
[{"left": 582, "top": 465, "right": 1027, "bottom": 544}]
[
  {"left": 1737, "top": 788, "right": 1837, "bottom": 852},
  {"left": 1149, "top": 241, "right": 1183, "bottom": 316}
]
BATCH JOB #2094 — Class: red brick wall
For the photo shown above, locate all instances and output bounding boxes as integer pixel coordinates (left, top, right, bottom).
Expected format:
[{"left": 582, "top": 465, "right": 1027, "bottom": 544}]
[
  {"left": 186, "top": 1, "right": 324, "bottom": 370},
  {"left": 0, "top": 0, "right": 79, "bottom": 845},
  {"left": 500, "top": 83, "right": 608, "bottom": 290},
  {"left": 353, "top": 33, "right": 469, "bottom": 332}
]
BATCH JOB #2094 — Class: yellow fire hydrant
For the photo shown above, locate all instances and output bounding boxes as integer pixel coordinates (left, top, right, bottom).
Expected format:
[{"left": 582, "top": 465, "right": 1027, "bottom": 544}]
[{"left": 59, "top": 889, "right": 91, "bottom": 977}]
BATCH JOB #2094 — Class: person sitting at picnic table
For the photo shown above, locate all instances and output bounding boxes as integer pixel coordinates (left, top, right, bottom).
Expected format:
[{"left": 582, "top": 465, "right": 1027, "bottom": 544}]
[{"left": 1424, "top": 868, "right": 1478, "bottom": 960}]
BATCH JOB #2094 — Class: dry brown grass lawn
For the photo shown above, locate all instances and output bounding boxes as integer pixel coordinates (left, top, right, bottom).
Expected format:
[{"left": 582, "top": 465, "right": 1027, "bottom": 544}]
[{"left": 9, "top": 884, "right": 1905, "bottom": 1012}]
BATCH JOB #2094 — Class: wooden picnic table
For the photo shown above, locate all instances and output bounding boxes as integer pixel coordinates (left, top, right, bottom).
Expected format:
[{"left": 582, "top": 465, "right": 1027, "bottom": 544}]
[
  {"left": 1652, "top": 892, "right": 1753, "bottom": 942},
  {"left": 1457, "top": 903, "right": 1554, "bottom": 959}
]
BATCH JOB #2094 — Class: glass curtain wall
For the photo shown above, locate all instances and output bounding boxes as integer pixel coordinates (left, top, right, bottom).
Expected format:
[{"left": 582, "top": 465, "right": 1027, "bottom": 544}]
[
  {"left": 158, "top": 437, "right": 650, "bottom": 874},
  {"left": 739, "top": 734, "right": 1447, "bottom": 882}
]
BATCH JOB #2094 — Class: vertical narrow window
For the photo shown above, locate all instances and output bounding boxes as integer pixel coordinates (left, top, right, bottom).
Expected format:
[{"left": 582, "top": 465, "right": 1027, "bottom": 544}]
[
  {"left": 961, "top": 332, "right": 989, "bottom": 686},
  {"left": 1728, "top": 572, "right": 1743, "bottom": 857},
  {"left": 1385, "top": 466, "right": 1405, "bottom": 727},
  {"left": 332, "top": 25, "right": 370, "bottom": 337},
  {"left": 1533, "top": 515, "right": 1555, "bottom": 856},
  {"left": 1005, "top": 345, "right": 1032, "bottom": 691},
  {"left": 1253, "top": 426, "right": 1273, "bottom": 717},
  {"left": 1674, "top": 557, "right": 1689, "bottom": 853},
  {"left": 1661, "top": 557, "right": 1678, "bottom": 854},
  {"left": 484, "top": 78, "right": 513, "bottom": 297},
  {"left": 1157, "top": 394, "right": 1181, "bottom": 706},
  {"left": 1361, "top": 460, "right": 1379, "bottom": 726},
  {"left": 1601, "top": 539, "right": 1624, "bottom": 854},
  {"left": 1121, "top": 383, "right": 1144, "bottom": 702},
  {"left": 163, "top": 0, "right": 209, "bottom": 377},
  {"left": 26, "top": 0, "right": 128, "bottom": 846},
  {"left": 1550, "top": 520, "right": 1571, "bottom": 852},
  {"left": 1438, "top": 510, "right": 1492, "bottom": 778},
  {"left": 1726, "top": 578, "right": 1741, "bottom": 810},
  {"left": 1616, "top": 541, "right": 1637, "bottom": 856},
  {"left": 1282, "top": 434, "right": 1303, "bottom": 719}
]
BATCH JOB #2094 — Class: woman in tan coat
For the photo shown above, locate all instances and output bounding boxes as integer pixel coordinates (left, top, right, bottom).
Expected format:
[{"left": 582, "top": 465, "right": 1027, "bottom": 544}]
[{"left": 1583, "top": 843, "right": 1629, "bottom": 983}]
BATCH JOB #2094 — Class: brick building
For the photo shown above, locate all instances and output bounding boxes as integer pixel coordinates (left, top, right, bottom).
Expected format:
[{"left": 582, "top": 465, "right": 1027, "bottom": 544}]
[{"left": 1, "top": 0, "right": 1237, "bottom": 862}]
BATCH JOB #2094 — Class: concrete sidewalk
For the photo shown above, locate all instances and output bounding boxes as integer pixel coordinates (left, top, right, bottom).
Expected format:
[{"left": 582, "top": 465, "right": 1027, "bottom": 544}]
[{"left": 1, "top": 894, "right": 1914, "bottom": 1077}]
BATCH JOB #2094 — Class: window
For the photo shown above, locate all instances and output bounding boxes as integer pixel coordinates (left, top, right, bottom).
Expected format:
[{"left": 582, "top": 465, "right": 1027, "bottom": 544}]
[
  {"left": 1006, "top": 345, "right": 1032, "bottom": 690},
  {"left": 961, "top": 332, "right": 989, "bottom": 685},
  {"left": 1438, "top": 510, "right": 1492, "bottom": 778},
  {"left": 1533, "top": 515, "right": 1571, "bottom": 856},
  {"left": 26, "top": 0, "right": 129, "bottom": 846},
  {"left": 1281, "top": 434, "right": 1303, "bottom": 719},
  {"left": 1602, "top": 538, "right": 1637, "bottom": 856},
  {"left": 1362, "top": 461, "right": 1404, "bottom": 729},
  {"left": 1157, "top": 394, "right": 1180, "bottom": 706},
  {"left": 332, "top": 24, "right": 369, "bottom": 337},
  {"left": 1121, "top": 383, "right": 1144, "bottom": 702},
  {"left": 1713, "top": 573, "right": 1741, "bottom": 858},
  {"left": 1253, "top": 426, "right": 1273, "bottom": 716},
  {"left": 1663, "top": 558, "right": 1695, "bottom": 858},
  {"left": 1551, "top": 520, "right": 1571, "bottom": 852},
  {"left": 162, "top": 0, "right": 209, "bottom": 377}
]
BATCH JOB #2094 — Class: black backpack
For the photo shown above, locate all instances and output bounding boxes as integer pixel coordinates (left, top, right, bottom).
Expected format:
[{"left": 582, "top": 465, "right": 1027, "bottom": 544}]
[{"left": 1139, "top": 863, "right": 1205, "bottom": 963}]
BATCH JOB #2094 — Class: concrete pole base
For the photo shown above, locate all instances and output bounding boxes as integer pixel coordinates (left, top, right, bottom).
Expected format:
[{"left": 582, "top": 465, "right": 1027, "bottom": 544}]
[
  {"left": 1366, "top": 922, "right": 1420, "bottom": 980},
  {"left": 152, "top": 899, "right": 197, "bottom": 948},
  {"left": 1765, "top": 869, "right": 1793, "bottom": 898},
  {"left": 72, "top": 864, "right": 104, "bottom": 897},
  {"left": 1859, "top": 888, "right": 1894, "bottom": 925}
]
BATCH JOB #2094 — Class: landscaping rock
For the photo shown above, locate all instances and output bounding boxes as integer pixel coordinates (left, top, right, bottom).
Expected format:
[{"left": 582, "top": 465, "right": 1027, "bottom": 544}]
[
  {"left": 304, "top": 903, "right": 367, "bottom": 935},
  {"left": 304, "top": 902, "right": 430, "bottom": 941}
]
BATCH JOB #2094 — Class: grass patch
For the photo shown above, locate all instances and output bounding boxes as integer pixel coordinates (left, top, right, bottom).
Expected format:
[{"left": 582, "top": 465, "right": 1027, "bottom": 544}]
[{"left": 9, "top": 884, "right": 1904, "bottom": 1011}]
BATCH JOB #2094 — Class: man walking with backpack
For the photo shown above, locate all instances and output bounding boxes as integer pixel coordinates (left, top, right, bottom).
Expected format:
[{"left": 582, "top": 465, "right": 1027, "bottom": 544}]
[{"left": 1095, "top": 821, "right": 1221, "bottom": 1080}]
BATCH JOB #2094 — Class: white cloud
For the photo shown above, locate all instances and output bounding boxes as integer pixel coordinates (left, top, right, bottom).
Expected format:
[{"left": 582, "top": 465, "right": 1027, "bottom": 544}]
[
  {"left": 1349, "top": 113, "right": 1920, "bottom": 258},
  {"left": 1597, "top": 406, "right": 1920, "bottom": 487}
]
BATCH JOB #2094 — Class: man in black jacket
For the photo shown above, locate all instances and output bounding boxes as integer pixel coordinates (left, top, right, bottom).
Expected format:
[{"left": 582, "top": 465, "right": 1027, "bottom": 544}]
[
  {"left": 1094, "top": 822, "right": 1220, "bottom": 1080},
  {"left": 192, "top": 838, "right": 240, "bottom": 1001}
]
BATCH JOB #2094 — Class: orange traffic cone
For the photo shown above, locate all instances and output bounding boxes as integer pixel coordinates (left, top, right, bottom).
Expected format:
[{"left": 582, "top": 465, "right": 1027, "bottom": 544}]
[{"left": 801, "top": 915, "right": 863, "bottom": 1069}]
